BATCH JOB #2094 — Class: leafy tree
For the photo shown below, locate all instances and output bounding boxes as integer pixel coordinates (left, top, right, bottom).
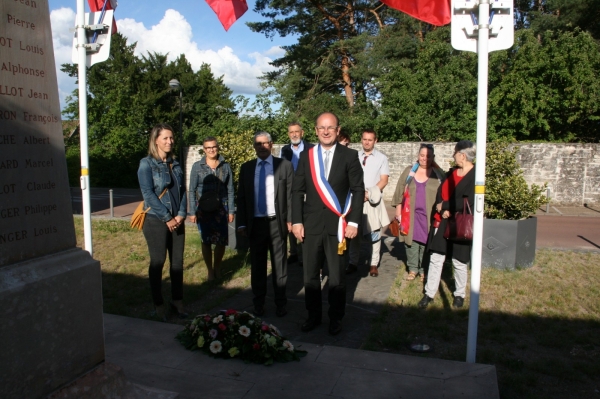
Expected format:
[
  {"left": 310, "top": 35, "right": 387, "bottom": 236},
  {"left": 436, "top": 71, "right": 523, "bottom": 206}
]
[
  {"left": 488, "top": 28, "right": 600, "bottom": 142},
  {"left": 61, "top": 33, "right": 236, "bottom": 187},
  {"left": 248, "top": 0, "right": 435, "bottom": 136},
  {"left": 522, "top": 0, "right": 600, "bottom": 41},
  {"left": 376, "top": 27, "right": 478, "bottom": 142}
]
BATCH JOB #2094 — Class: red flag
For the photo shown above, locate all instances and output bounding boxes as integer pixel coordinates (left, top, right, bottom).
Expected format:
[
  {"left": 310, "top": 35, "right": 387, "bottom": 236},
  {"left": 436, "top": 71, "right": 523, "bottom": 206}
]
[
  {"left": 206, "top": 0, "right": 249, "bottom": 31},
  {"left": 381, "top": 0, "right": 451, "bottom": 26},
  {"left": 87, "top": 0, "right": 118, "bottom": 33}
]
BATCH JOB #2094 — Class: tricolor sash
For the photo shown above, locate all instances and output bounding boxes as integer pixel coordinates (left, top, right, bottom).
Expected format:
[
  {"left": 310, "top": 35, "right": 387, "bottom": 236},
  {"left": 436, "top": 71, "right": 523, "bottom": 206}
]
[{"left": 308, "top": 145, "right": 352, "bottom": 254}]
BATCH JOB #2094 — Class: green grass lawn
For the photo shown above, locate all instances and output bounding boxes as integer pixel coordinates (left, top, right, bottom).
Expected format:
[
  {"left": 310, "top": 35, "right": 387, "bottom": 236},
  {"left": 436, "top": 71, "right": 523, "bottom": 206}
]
[{"left": 362, "top": 249, "right": 600, "bottom": 399}]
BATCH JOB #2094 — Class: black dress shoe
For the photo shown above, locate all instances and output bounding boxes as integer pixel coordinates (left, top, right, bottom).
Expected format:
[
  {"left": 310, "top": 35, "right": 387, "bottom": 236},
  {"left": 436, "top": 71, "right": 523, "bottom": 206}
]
[
  {"left": 169, "top": 301, "right": 189, "bottom": 319},
  {"left": 329, "top": 319, "right": 342, "bottom": 335},
  {"left": 301, "top": 316, "right": 322, "bottom": 332},
  {"left": 418, "top": 295, "right": 433, "bottom": 309},
  {"left": 253, "top": 305, "right": 265, "bottom": 317},
  {"left": 287, "top": 254, "right": 299, "bottom": 264},
  {"left": 276, "top": 306, "right": 288, "bottom": 317},
  {"left": 452, "top": 296, "right": 465, "bottom": 308}
]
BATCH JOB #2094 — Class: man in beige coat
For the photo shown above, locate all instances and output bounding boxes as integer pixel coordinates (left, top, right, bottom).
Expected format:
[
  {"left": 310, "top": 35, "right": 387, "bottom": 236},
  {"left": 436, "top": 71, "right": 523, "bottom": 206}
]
[{"left": 348, "top": 130, "right": 390, "bottom": 277}]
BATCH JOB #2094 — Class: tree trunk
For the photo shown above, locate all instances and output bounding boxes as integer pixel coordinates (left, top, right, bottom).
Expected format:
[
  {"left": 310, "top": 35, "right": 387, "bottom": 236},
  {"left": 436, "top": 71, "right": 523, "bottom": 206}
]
[{"left": 341, "top": 55, "right": 354, "bottom": 107}]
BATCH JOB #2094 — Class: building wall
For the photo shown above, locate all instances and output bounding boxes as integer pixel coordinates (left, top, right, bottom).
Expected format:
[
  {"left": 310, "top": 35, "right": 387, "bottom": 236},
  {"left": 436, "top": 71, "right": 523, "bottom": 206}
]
[{"left": 184, "top": 143, "right": 600, "bottom": 205}]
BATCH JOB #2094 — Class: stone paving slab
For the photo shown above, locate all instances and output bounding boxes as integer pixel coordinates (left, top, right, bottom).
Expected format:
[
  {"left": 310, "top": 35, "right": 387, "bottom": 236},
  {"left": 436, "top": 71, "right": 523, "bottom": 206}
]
[{"left": 104, "top": 314, "right": 499, "bottom": 399}]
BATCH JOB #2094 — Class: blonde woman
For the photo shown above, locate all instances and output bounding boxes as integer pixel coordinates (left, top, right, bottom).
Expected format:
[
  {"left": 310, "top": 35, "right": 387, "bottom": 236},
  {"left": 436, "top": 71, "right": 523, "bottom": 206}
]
[{"left": 137, "top": 123, "right": 188, "bottom": 321}]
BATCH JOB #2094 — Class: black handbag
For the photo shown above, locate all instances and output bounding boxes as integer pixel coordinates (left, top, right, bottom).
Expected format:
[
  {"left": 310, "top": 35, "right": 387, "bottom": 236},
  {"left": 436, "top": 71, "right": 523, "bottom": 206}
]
[
  {"left": 196, "top": 168, "right": 223, "bottom": 214},
  {"left": 198, "top": 191, "right": 221, "bottom": 212}
]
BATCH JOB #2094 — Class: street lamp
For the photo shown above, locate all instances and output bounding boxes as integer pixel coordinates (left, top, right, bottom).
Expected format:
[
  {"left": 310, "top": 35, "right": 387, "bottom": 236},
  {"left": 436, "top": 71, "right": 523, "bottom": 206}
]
[{"left": 169, "top": 78, "right": 183, "bottom": 161}]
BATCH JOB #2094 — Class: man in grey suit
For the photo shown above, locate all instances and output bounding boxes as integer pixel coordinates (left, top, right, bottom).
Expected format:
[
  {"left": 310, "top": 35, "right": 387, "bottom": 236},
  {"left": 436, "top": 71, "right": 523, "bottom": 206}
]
[{"left": 237, "top": 132, "right": 294, "bottom": 317}]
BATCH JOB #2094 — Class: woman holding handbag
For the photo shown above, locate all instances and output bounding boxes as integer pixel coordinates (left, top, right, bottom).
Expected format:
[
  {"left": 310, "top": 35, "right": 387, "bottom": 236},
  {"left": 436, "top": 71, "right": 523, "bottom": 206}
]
[
  {"left": 138, "top": 123, "right": 188, "bottom": 321},
  {"left": 419, "top": 140, "right": 476, "bottom": 309},
  {"left": 391, "top": 144, "right": 445, "bottom": 282},
  {"left": 188, "top": 137, "right": 235, "bottom": 280}
]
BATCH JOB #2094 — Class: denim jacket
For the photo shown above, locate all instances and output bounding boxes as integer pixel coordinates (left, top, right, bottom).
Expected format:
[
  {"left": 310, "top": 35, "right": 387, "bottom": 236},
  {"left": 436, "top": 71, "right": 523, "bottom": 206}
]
[
  {"left": 138, "top": 155, "right": 187, "bottom": 222},
  {"left": 188, "top": 155, "right": 235, "bottom": 215}
]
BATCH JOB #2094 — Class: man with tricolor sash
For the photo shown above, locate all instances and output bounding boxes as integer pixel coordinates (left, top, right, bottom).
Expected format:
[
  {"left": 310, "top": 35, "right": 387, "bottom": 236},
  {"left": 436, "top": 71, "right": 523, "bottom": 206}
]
[{"left": 292, "top": 112, "right": 364, "bottom": 336}]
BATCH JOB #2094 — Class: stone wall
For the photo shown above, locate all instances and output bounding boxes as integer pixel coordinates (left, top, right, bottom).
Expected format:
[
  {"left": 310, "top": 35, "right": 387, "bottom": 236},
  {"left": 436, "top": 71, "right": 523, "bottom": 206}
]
[{"left": 184, "top": 143, "right": 599, "bottom": 205}]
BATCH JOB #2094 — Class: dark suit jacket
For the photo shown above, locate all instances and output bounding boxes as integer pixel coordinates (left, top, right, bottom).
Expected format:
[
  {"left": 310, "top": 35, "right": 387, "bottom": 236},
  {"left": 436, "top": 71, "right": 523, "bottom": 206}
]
[
  {"left": 280, "top": 141, "right": 314, "bottom": 164},
  {"left": 236, "top": 157, "right": 294, "bottom": 238},
  {"left": 292, "top": 144, "right": 364, "bottom": 236},
  {"left": 427, "top": 167, "right": 475, "bottom": 262}
]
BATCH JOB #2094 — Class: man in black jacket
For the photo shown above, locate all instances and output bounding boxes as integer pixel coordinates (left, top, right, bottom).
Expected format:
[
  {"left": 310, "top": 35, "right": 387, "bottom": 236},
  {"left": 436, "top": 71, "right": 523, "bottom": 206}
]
[
  {"left": 279, "top": 122, "right": 313, "bottom": 265},
  {"left": 292, "top": 113, "right": 364, "bottom": 335},
  {"left": 237, "top": 132, "right": 294, "bottom": 317}
]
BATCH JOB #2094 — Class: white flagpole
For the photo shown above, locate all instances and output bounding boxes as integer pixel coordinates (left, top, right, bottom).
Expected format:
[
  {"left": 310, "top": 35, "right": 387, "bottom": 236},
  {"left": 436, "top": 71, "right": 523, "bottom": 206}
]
[
  {"left": 76, "top": 0, "right": 93, "bottom": 255},
  {"left": 466, "top": 0, "right": 490, "bottom": 363}
]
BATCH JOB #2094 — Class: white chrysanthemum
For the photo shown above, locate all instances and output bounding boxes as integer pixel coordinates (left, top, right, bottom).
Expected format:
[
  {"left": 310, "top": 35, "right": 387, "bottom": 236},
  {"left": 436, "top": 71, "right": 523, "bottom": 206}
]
[
  {"left": 283, "top": 340, "right": 294, "bottom": 352},
  {"left": 209, "top": 340, "right": 222, "bottom": 354},
  {"left": 239, "top": 325, "right": 251, "bottom": 337},
  {"left": 212, "top": 315, "right": 223, "bottom": 324},
  {"left": 228, "top": 315, "right": 235, "bottom": 322}
]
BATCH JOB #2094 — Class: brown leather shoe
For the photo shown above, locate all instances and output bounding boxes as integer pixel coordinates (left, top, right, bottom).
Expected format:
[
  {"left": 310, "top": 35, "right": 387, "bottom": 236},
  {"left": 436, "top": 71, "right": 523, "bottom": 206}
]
[{"left": 369, "top": 265, "right": 378, "bottom": 277}]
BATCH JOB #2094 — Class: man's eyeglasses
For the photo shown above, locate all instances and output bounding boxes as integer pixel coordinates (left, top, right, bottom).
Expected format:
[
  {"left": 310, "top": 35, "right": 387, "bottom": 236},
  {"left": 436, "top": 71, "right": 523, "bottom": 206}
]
[
  {"left": 316, "top": 126, "right": 338, "bottom": 132},
  {"left": 362, "top": 155, "right": 368, "bottom": 166},
  {"left": 254, "top": 141, "right": 271, "bottom": 147},
  {"left": 204, "top": 146, "right": 218, "bottom": 151}
]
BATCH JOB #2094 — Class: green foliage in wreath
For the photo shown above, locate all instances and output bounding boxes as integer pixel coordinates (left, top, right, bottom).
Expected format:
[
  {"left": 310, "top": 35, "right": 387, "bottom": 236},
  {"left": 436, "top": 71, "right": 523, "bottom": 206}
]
[
  {"left": 485, "top": 142, "right": 549, "bottom": 220},
  {"left": 176, "top": 309, "right": 307, "bottom": 366}
]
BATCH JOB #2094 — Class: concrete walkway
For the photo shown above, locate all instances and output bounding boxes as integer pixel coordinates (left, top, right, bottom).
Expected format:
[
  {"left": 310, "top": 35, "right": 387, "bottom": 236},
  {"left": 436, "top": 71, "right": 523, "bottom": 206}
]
[{"left": 105, "top": 313, "right": 498, "bottom": 399}]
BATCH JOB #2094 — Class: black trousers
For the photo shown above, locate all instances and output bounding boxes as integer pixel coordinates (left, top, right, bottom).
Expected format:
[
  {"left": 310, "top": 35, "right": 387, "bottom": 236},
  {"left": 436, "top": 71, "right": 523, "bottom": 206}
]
[
  {"left": 142, "top": 215, "right": 185, "bottom": 306},
  {"left": 249, "top": 217, "right": 287, "bottom": 308},
  {"left": 303, "top": 231, "right": 349, "bottom": 321}
]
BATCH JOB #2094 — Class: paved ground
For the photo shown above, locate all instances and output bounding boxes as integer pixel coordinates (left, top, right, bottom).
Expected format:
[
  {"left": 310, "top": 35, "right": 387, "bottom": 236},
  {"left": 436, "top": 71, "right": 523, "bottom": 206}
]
[
  {"left": 105, "top": 314, "right": 499, "bottom": 399},
  {"left": 76, "top": 188, "right": 598, "bottom": 398}
]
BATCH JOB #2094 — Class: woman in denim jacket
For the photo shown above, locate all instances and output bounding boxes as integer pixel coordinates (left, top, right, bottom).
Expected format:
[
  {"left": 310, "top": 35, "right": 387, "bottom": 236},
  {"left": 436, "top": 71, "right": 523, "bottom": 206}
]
[
  {"left": 188, "top": 136, "right": 235, "bottom": 280},
  {"left": 138, "top": 123, "right": 188, "bottom": 321}
]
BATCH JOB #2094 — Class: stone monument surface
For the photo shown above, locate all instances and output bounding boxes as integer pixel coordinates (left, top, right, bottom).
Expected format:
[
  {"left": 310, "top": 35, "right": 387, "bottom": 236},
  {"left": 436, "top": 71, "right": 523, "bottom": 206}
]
[{"left": 0, "top": 1, "right": 104, "bottom": 398}]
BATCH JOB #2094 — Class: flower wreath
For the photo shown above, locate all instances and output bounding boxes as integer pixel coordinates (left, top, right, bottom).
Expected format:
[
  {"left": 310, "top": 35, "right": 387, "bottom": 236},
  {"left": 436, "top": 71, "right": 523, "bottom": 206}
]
[{"left": 176, "top": 309, "right": 307, "bottom": 365}]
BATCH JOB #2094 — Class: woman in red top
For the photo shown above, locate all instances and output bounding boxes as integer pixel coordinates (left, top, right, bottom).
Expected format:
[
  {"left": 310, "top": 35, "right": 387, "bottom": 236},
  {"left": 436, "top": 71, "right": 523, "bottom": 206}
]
[{"left": 418, "top": 140, "right": 476, "bottom": 309}]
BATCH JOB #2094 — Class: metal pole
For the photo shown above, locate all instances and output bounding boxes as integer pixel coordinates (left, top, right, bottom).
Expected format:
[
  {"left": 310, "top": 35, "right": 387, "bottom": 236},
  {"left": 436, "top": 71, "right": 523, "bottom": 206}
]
[
  {"left": 546, "top": 188, "right": 551, "bottom": 213},
  {"left": 77, "top": 0, "right": 93, "bottom": 256},
  {"left": 466, "top": 0, "right": 490, "bottom": 364},
  {"left": 179, "top": 91, "right": 183, "bottom": 162},
  {"left": 109, "top": 189, "right": 114, "bottom": 218}
]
